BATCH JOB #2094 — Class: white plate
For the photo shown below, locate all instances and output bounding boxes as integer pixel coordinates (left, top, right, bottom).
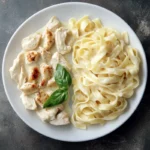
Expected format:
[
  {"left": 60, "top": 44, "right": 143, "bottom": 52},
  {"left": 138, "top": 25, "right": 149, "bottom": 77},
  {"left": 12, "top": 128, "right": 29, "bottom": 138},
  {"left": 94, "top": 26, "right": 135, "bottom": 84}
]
[{"left": 2, "top": 2, "right": 147, "bottom": 142}]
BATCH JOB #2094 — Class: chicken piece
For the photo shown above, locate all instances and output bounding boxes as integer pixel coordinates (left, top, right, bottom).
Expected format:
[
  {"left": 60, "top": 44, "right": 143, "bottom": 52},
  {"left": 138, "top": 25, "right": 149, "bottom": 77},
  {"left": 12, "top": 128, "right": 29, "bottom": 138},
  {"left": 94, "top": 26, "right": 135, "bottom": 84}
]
[
  {"left": 55, "top": 27, "right": 71, "bottom": 55},
  {"left": 47, "top": 77, "right": 56, "bottom": 87},
  {"left": 9, "top": 52, "right": 24, "bottom": 84},
  {"left": 50, "top": 52, "right": 71, "bottom": 70},
  {"left": 46, "top": 16, "right": 61, "bottom": 32},
  {"left": 22, "top": 33, "right": 41, "bottom": 51},
  {"left": 20, "top": 93, "right": 37, "bottom": 110},
  {"left": 40, "top": 63, "right": 53, "bottom": 87},
  {"left": 36, "top": 104, "right": 64, "bottom": 122},
  {"left": 25, "top": 51, "right": 40, "bottom": 64},
  {"left": 42, "top": 28, "right": 54, "bottom": 51},
  {"left": 20, "top": 82, "right": 38, "bottom": 95},
  {"left": 28, "top": 67, "right": 40, "bottom": 82},
  {"left": 18, "top": 66, "right": 28, "bottom": 88},
  {"left": 35, "top": 90, "right": 51, "bottom": 107},
  {"left": 50, "top": 111, "right": 70, "bottom": 125},
  {"left": 40, "top": 47, "right": 51, "bottom": 63}
]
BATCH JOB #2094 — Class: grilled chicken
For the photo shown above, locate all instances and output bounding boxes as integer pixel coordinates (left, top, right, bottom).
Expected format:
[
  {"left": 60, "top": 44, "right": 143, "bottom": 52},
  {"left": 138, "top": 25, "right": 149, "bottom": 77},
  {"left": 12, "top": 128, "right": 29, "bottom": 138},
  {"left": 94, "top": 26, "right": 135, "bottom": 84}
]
[
  {"left": 40, "top": 63, "right": 53, "bottom": 87},
  {"left": 22, "top": 33, "right": 41, "bottom": 51},
  {"left": 28, "top": 67, "right": 40, "bottom": 82},
  {"left": 50, "top": 52, "right": 71, "bottom": 70},
  {"left": 42, "top": 28, "right": 54, "bottom": 51},
  {"left": 47, "top": 16, "right": 61, "bottom": 32},
  {"left": 40, "top": 47, "right": 51, "bottom": 63},
  {"left": 10, "top": 16, "right": 70, "bottom": 126},
  {"left": 9, "top": 52, "right": 24, "bottom": 84},
  {"left": 18, "top": 66, "right": 27, "bottom": 88},
  {"left": 35, "top": 90, "right": 51, "bottom": 107},
  {"left": 55, "top": 27, "right": 71, "bottom": 55},
  {"left": 47, "top": 77, "right": 56, "bottom": 87},
  {"left": 50, "top": 111, "right": 70, "bottom": 125},
  {"left": 20, "top": 93, "right": 37, "bottom": 110},
  {"left": 36, "top": 104, "right": 64, "bottom": 122},
  {"left": 20, "top": 82, "right": 38, "bottom": 95},
  {"left": 25, "top": 51, "right": 40, "bottom": 64}
]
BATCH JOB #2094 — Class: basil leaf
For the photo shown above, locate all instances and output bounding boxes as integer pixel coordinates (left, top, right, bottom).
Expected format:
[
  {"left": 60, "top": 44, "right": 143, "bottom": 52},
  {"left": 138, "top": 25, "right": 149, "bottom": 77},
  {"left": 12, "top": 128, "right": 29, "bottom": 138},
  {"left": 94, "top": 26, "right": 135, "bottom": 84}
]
[
  {"left": 43, "top": 88, "right": 68, "bottom": 108},
  {"left": 54, "top": 64, "right": 72, "bottom": 87}
]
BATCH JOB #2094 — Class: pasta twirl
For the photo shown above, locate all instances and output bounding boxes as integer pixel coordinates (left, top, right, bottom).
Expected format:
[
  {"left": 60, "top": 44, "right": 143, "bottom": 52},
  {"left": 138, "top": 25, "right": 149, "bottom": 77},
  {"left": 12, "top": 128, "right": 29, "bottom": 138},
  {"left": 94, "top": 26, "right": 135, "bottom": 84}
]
[{"left": 70, "top": 16, "right": 140, "bottom": 129}]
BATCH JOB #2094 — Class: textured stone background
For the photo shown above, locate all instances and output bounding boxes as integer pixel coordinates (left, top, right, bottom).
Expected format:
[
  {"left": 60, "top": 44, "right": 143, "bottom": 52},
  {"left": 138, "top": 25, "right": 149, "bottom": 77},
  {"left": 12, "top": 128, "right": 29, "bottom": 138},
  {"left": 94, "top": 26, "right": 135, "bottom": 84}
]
[{"left": 0, "top": 0, "right": 150, "bottom": 150}]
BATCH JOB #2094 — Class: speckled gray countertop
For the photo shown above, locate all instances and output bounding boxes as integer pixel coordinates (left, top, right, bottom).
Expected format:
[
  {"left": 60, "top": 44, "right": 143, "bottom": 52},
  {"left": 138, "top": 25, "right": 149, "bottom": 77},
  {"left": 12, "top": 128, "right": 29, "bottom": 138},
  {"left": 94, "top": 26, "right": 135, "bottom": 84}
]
[{"left": 0, "top": 0, "right": 150, "bottom": 150}]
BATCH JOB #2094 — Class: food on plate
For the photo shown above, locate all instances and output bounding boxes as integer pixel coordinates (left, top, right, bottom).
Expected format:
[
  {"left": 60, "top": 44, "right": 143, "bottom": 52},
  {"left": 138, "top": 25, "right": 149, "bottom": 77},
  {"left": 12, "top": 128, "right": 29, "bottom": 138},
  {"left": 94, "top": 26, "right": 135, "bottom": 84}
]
[
  {"left": 9, "top": 16, "right": 72, "bottom": 126},
  {"left": 9, "top": 16, "right": 140, "bottom": 129},
  {"left": 70, "top": 16, "right": 140, "bottom": 129},
  {"left": 55, "top": 27, "right": 71, "bottom": 54}
]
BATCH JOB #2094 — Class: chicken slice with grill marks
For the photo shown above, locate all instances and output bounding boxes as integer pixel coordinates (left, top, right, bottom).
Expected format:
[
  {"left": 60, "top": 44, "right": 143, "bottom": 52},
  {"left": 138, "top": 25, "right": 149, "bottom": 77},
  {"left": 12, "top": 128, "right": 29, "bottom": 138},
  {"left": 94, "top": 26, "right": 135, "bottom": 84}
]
[
  {"left": 39, "top": 63, "right": 53, "bottom": 87},
  {"left": 55, "top": 27, "right": 71, "bottom": 55},
  {"left": 25, "top": 51, "right": 40, "bottom": 64},
  {"left": 40, "top": 47, "right": 51, "bottom": 63},
  {"left": 35, "top": 89, "right": 70, "bottom": 125},
  {"left": 20, "top": 82, "right": 38, "bottom": 95},
  {"left": 41, "top": 28, "right": 54, "bottom": 51},
  {"left": 35, "top": 90, "right": 52, "bottom": 108}
]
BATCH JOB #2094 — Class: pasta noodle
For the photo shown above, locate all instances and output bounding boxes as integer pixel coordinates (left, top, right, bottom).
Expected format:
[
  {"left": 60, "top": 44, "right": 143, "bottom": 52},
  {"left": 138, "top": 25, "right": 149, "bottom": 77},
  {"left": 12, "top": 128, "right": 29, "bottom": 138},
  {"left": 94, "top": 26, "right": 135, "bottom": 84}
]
[{"left": 70, "top": 16, "right": 140, "bottom": 129}]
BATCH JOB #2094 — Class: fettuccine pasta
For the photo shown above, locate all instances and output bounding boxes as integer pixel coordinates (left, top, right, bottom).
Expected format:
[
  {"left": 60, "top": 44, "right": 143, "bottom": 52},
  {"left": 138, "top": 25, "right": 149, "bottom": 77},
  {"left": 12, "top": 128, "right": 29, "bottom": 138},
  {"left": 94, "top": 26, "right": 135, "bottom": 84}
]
[{"left": 69, "top": 16, "right": 140, "bottom": 129}]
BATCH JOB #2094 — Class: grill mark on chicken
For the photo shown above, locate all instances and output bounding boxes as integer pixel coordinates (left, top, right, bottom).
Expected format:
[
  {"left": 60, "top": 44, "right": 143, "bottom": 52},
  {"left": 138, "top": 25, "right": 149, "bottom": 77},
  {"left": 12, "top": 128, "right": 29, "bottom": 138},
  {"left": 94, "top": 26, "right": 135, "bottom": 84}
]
[
  {"left": 31, "top": 67, "right": 40, "bottom": 80},
  {"left": 35, "top": 90, "right": 49, "bottom": 107},
  {"left": 47, "top": 30, "right": 53, "bottom": 44},
  {"left": 42, "top": 29, "right": 54, "bottom": 51},
  {"left": 27, "top": 52, "right": 37, "bottom": 62},
  {"left": 45, "top": 66, "right": 53, "bottom": 75},
  {"left": 40, "top": 80, "right": 46, "bottom": 87},
  {"left": 43, "top": 65, "right": 53, "bottom": 79}
]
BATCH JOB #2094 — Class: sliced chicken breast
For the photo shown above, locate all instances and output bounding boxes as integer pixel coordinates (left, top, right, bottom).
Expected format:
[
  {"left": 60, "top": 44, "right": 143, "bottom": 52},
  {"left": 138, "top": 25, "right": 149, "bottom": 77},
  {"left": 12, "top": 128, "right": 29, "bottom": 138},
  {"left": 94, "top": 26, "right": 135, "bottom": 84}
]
[
  {"left": 55, "top": 27, "right": 71, "bottom": 55},
  {"left": 40, "top": 47, "right": 51, "bottom": 63},
  {"left": 22, "top": 33, "right": 41, "bottom": 51},
  {"left": 9, "top": 52, "right": 24, "bottom": 84},
  {"left": 50, "top": 52, "right": 71, "bottom": 70},
  {"left": 18, "top": 66, "right": 27, "bottom": 88},
  {"left": 10, "top": 16, "right": 71, "bottom": 126},
  {"left": 36, "top": 104, "right": 64, "bottom": 122},
  {"left": 42, "top": 28, "right": 54, "bottom": 51},
  {"left": 25, "top": 51, "right": 40, "bottom": 64},
  {"left": 47, "top": 77, "right": 56, "bottom": 87},
  {"left": 40, "top": 63, "right": 53, "bottom": 87},
  {"left": 47, "top": 16, "right": 61, "bottom": 32},
  {"left": 50, "top": 111, "right": 70, "bottom": 125},
  {"left": 28, "top": 67, "right": 40, "bottom": 82},
  {"left": 20, "top": 93, "right": 37, "bottom": 110},
  {"left": 35, "top": 90, "right": 51, "bottom": 107},
  {"left": 20, "top": 82, "right": 38, "bottom": 95}
]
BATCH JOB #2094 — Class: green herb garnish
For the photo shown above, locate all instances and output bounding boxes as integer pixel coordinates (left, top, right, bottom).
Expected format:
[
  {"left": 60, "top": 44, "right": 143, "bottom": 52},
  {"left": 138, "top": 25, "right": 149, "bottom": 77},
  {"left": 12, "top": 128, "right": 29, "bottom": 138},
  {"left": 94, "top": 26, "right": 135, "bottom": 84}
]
[
  {"left": 43, "top": 64, "right": 72, "bottom": 108},
  {"left": 43, "top": 87, "right": 68, "bottom": 108},
  {"left": 54, "top": 64, "right": 72, "bottom": 87}
]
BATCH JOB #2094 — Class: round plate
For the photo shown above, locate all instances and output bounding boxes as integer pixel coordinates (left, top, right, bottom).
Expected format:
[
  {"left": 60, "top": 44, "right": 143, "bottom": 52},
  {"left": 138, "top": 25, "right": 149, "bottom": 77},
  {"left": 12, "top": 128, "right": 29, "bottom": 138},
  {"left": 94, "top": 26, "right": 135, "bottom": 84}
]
[{"left": 2, "top": 2, "right": 147, "bottom": 142}]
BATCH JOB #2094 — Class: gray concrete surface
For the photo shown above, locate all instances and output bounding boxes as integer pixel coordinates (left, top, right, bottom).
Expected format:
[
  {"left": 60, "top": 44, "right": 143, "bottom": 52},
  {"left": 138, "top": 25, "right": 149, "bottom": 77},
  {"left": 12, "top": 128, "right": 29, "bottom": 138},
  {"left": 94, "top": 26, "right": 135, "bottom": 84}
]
[{"left": 0, "top": 0, "right": 150, "bottom": 150}]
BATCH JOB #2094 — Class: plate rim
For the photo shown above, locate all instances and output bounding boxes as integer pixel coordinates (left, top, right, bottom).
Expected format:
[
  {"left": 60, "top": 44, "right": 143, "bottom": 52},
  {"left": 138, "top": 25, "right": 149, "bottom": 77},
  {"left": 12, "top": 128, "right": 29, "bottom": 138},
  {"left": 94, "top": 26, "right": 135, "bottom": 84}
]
[{"left": 2, "top": 2, "right": 148, "bottom": 142}]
